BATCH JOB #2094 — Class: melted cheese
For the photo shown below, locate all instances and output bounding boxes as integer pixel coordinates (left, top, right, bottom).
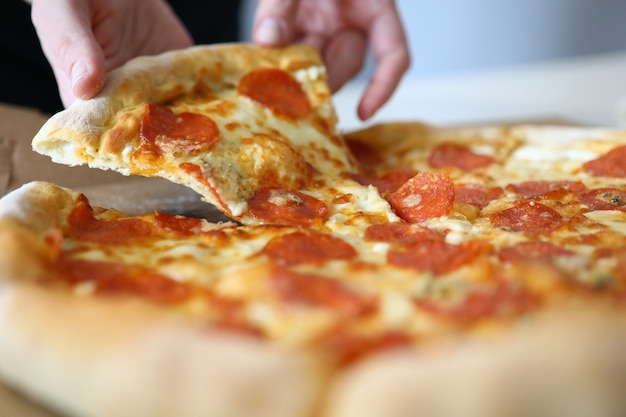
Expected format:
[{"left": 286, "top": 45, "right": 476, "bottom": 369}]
[
  {"left": 511, "top": 146, "right": 598, "bottom": 163},
  {"left": 583, "top": 210, "right": 626, "bottom": 235}
]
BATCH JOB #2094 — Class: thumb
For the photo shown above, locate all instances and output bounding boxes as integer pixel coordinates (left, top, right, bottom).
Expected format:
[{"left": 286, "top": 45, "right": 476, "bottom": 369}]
[
  {"left": 31, "top": 0, "right": 106, "bottom": 105},
  {"left": 252, "top": 0, "right": 299, "bottom": 46}
]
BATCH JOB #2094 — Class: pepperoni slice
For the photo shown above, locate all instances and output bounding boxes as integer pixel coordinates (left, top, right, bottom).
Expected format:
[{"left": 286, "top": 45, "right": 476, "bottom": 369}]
[
  {"left": 238, "top": 68, "right": 311, "bottom": 119},
  {"left": 248, "top": 187, "right": 330, "bottom": 227},
  {"left": 207, "top": 295, "right": 265, "bottom": 338},
  {"left": 155, "top": 211, "right": 205, "bottom": 236},
  {"left": 506, "top": 180, "right": 587, "bottom": 198},
  {"left": 270, "top": 267, "right": 376, "bottom": 317},
  {"left": 415, "top": 280, "right": 537, "bottom": 322},
  {"left": 154, "top": 212, "right": 229, "bottom": 239},
  {"left": 388, "top": 172, "right": 454, "bottom": 223},
  {"left": 489, "top": 201, "right": 565, "bottom": 234},
  {"left": 261, "top": 231, "right": 357, "bottom": 266},
  {"left": 388, "top": 240, "right": 490, "bottom": 276},
  {"left": 428, "top": 143, "right": 495, "bottom": 171},
  {"left": 315, "top": 329, "right": 412, "bottom": 367},
  {"left": 353, "top": 167, "right": 419, "bottom": 196},
  {"left": 364, "top": 223, "right": 445, "bottom": 245},
  {"left": 454, "top": 183, "right": 504, "bottom": 209},
  {"left": 68, "top": 196, "right": 152, "bottom": 245},
  {"left": 140, "top": 103, "right": 219, "bottom": 155},
  {"left": 57, "top": 258, "right": 192, "bottom": 305},
  {"left": 582, "top": 145, "right": 626, "bottom": 177},
  {"left": 345, "top": 139, "right": 384, "bottom": 170},
  {"left": 580, "top": 188, "right": 626, "bottom": 211},
  {"left": 498, "top": 241, "right": 575, "bottom": 263}
]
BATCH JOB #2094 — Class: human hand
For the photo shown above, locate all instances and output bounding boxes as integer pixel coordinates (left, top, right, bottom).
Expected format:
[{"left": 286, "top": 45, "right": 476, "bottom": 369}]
[
  {"left": 30, "top": 0, "right": 193, "bottom": 107},
  {"left": 252, "top": 0, "right": 410, "bottom": 120}
]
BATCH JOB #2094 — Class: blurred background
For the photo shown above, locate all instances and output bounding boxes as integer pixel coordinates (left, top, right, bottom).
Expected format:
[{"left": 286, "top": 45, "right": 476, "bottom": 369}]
[
  {"left": 240, "top": 0, "right": 626, "bottom": 128},
  {"left": 241, "top": 0, "right": 626, "bottom": 79}
]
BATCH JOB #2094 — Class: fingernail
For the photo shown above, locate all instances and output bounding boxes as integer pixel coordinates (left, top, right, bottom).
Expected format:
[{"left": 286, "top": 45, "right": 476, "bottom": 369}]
[
  {"left": 71, "top": 60, "right": 88, "bottom": 92},
  {"left": 256, "top": 18, "right": 283, "bottom": 45}
]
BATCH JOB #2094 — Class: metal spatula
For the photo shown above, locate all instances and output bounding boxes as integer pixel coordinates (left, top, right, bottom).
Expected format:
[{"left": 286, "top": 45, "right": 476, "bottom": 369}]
[{"left": 74, "top": 177, "right": 233, "bottom": 222}]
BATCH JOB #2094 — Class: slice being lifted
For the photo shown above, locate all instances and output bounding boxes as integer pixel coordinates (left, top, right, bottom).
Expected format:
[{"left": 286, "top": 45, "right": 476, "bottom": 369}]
[{"left": 32, "top": 44, "right": 378, "bottom": 226}]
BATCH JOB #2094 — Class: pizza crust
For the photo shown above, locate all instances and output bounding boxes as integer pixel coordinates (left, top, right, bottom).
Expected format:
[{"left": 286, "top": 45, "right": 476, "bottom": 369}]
[
  {"left": 0, "top": 182, "right": 327, "bottom": 417},
  {"left": 326, "top": 307, "right": 626, "bottom": 417}
]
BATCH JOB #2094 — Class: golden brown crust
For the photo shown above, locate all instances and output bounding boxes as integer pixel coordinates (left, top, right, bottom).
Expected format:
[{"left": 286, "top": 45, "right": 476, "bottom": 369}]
[
  {"left": 0, "top": 182, "right": 82, "bottom": 282},
  {"left": 0, "top": 182, "right": 327, "bottom": 417},
  {"left": 0, "top": 181, "right": 81, "bottom": 233},
  {"left": 325, "top": 307, "right": 626, "bottom": 417}
]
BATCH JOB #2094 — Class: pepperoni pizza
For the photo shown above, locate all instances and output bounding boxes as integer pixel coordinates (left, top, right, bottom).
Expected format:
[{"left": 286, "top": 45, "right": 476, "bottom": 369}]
[
  {"left": 1, "top": 45, "right": 626, "bottom": 417},
  {"left": 31, "top": 44, "right": 357, "bottom": 224}
]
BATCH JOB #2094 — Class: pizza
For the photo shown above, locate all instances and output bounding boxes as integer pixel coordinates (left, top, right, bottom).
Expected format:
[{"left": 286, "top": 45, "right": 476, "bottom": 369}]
[
  {"left": 1, "top": 44, "right": 626, "bottom": 417},
  {"left": 31, "top": 43, "right": 360, "bottom": 225}
]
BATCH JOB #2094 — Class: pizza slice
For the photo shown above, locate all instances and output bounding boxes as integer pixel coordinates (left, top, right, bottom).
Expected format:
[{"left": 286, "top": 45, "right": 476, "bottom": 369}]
[{"left": 32, "top": 44, "right": 394, "bottom": 227}]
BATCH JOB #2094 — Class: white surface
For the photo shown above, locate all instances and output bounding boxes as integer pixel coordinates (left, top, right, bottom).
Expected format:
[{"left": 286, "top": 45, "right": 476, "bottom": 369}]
[
  {"left": 334, "top": 51, "right": 626, "bottom": 131},
  {"left": 238, "top": 0, "right": 626, "bottom": 129},
  {"left": 393, "top": 0, "right": 626, "bottom": 77},
  {"left": 240, "top": 0, "right": 626, "bottom": 78}
]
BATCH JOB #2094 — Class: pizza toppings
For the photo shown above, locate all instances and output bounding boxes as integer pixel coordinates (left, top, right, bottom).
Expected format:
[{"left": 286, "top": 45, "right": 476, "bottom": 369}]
[
  {"left": 498, "top": 241, "right": 575, "bottom": 263},
  {"left": 154, "top": 210, "right": 204, "bottom": 235},
  {"left": 388, "top": 240, "right": 489, "bottom": 276},
  {"left": 489, "top": 201, "right": 565, "bottom": 234},
  {"left": 364, "top": 223, "right": 445, "bottom": 245},
  {"left": 353, "top": 167, "right": 419, "bottom": 196},
  {"left": 580, "top": 188, "right": 626, "bottom": 211},
  {"left": 506, "top": 180, "right": 587, "bottom": 198},
  {"left": 428, "top": 143, "right": 495, "bottom": 170},
  {"left": 57, "top": 258, "right": 193, "bottom": 305},
  {"left": 139, "top": 103, "right": 220, "bottom": 156},
  {"left": 345, "top": 139, "right": 384, "bottom": 170},
  {"left": 315, "top": 329, "right": 412, "bottom": 367},
  {"left": 582, "top": 145, "right": 626, "bottom": 177},
  {"left": 238, "top": 68, "right": 312, "bottom": 119},
  {"left": 260, "top": 231, "right": 357, "bottom": 265},
  {"left": 68, "top": 195, "right": 152, "bottom": 244},
  {"left": 415, "top": 280, "right": 537, "bottom": 322},
  {"left": 207, "top": 296, "right": 266, "bottom": 338},
  {"left": 270, "top": 267, "right": 376, "bottom": 317},
  {"left": 388, "top": 172, "right": 455, "bottom": 223},
  {"left": 248, "top": 187, "right": 330, "bottom": 227},
  {"left": 454, "top": 183, "right": 504, "bottom": 209}
]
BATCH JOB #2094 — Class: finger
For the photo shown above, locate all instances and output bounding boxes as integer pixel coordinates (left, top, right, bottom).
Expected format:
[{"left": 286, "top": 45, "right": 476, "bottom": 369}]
[
  {"left": 358, "top": 7, "right": 410, "bottom": 120},
  {"left": 252, "top": 0, "right": 299, "bottom": 45},
  {"left": 320, "top": 30, "right": 367, "bottom": 93},
  {"left": 50, "top": 65, "right": 75, "bottom": 108},
  {"left": 31, "top": 0, "right": 107, "bottom": 104},
  {"left": 97, "top": 0, "right": 193, "bottom": 70}
]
